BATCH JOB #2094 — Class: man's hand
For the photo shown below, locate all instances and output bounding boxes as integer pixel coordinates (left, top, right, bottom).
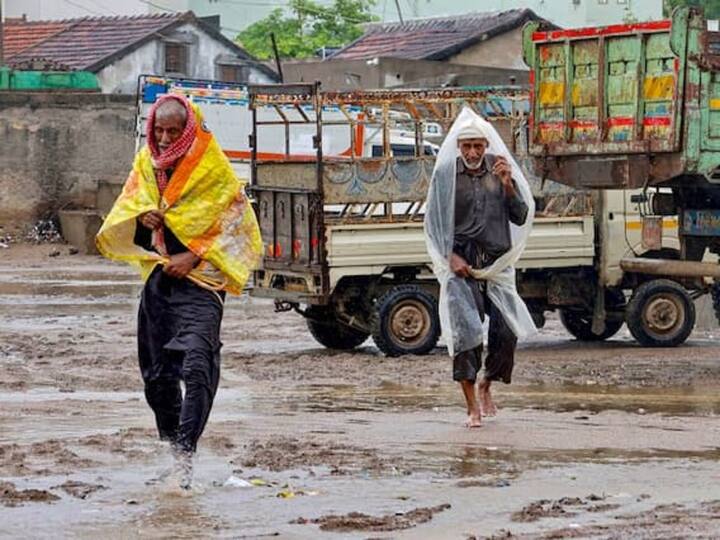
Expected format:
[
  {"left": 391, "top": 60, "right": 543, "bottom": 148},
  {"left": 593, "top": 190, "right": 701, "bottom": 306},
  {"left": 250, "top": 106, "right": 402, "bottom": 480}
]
[
  {"left": 139, "top": 210, "right": 164, "bottom": 230},
  {"left": 163, "top": 251, "right": 200, "bottom": 279},
  {"left": 450, "top": 253, "right": 472, "bottom": 278},
  {"left": 492, "top": 156, "right": 515, "bottom": 198}
]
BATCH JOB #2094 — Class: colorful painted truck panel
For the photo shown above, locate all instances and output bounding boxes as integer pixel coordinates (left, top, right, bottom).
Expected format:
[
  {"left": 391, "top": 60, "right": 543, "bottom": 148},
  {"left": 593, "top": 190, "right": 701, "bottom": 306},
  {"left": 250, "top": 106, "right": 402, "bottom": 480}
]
[{"left": 522, "top": 7, "right": 720, "bottom": 189}]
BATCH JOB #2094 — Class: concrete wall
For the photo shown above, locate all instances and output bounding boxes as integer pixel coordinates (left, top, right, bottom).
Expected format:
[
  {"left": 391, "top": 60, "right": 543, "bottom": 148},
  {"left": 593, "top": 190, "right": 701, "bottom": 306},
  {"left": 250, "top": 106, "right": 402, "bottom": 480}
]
[
  {"left": 0, "top": 93, "right": 136, "bottom": 230},
  {"left": 448, "top": 27, "right": 527, "bottom": 71},
  {"left": 283, "top": 57, "right": 528, "bottom": 91},
  {"left": 96, "top": 22, "right": 275, "bottom": 94}
]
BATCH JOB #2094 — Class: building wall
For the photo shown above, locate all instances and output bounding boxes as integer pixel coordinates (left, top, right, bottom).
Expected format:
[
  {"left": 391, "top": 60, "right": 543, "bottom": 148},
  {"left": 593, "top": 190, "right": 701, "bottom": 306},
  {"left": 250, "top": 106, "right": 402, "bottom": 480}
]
[
  {"left": 448, "top": 27, "right": 527, "bottom": 70},
  {"left": 494, "top": 0, "right": 663, "bottom": 27},
  {"left": 96, "top": 41, "right": 162, "bottom": 94},
  {"left": 4, "top": 0, "right": 146, "bottom": 19},
  {"left": 6, "top": 0, "right": 663, "bottom": 30},
  {"left": 95, "top": 22, "right": 275, "bottom": 94},
  {"left": 0, "top": 93, "right": 136, "bottom": 229},
  {"left": 283, "top": 58, "right": 528, "bottom": 90},
  {"left": 146, "top": 0, "right": 664, "bottom": 32}
]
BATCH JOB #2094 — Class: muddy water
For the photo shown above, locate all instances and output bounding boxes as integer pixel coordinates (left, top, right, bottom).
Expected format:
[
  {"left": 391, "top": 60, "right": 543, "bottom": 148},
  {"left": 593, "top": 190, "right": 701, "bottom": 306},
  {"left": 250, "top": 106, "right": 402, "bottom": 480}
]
[{"left": 1, "top": 246, "right": 720, "bottom": 538}]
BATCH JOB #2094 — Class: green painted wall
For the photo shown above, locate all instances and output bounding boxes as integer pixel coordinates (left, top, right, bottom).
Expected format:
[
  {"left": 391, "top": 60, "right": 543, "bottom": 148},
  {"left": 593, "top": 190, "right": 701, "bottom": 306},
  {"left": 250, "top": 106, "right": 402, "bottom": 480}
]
[{"left": 0, "top": 68, "right": 99, "bottom": 91}]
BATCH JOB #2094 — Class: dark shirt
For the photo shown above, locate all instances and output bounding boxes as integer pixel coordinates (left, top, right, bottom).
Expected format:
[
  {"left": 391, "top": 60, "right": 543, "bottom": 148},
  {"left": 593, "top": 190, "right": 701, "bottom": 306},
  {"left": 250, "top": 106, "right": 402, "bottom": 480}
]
[
  {"left": 454, "top": 154, "right": 528, "bottom": 266},
  {"left": 133, "top": 222, "right": 189, "bottom": 255},
  {"left": 133, "top": 167, "right": 190, "bottom": 255}
]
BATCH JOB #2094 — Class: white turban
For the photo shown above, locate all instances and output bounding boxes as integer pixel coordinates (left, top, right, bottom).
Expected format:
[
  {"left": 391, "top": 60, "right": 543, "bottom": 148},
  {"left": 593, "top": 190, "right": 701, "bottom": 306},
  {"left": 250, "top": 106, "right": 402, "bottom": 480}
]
[{"left": 456, "top": 121, "right": 489, "bottom": 141}]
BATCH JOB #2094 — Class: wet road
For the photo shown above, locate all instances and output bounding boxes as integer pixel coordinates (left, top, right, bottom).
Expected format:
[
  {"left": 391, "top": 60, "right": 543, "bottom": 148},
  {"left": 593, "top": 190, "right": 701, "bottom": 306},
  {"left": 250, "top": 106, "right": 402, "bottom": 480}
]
[{"left": 1, "top": 245, "right": 720, "bottom": 539}]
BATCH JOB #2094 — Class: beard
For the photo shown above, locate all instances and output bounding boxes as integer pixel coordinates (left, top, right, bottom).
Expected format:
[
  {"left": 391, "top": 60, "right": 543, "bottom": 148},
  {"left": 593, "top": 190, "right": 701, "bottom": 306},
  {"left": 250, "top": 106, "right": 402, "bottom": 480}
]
[{"left": 461, "top": 154, "right": 484, "bottom": 170}]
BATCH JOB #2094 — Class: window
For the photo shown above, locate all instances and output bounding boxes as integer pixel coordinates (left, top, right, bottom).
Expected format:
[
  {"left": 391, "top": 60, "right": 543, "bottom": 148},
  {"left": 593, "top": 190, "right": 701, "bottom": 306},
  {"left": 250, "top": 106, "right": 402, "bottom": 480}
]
[
  {"left": 219, "top": 64, "right": 249, "bottom": 83},
  {"left": 617, "top": 0, "right": 627, "bottom": 3},
  {"left": 598, "top": 0, "right": 608, "bottom": 4},
  {"left": 165, "top": 43, "right": 187, "bottom": 74}
]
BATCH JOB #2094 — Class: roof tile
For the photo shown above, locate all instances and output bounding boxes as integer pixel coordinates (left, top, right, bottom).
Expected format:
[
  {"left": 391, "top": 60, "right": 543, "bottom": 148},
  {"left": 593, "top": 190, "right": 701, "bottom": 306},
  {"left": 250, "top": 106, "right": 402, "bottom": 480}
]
[
  {"left": 332, "top": 9, "right": 544, "bottom": 61},
  {"left": 5, "top": 13, "right": 186, "bottom": 70},
  {"left": 3, "top": 19, "right": 71, "bottom": 58}
]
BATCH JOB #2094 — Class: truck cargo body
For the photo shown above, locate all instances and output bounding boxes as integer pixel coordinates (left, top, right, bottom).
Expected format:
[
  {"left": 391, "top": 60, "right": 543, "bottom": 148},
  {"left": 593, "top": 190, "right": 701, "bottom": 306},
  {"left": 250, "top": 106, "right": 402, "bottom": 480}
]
[
  {"left": 522, "top": 8, "right": 714, "bottom": 188},
  {"left": 523, "top": 8, "right": 720, "bottom": 347}
]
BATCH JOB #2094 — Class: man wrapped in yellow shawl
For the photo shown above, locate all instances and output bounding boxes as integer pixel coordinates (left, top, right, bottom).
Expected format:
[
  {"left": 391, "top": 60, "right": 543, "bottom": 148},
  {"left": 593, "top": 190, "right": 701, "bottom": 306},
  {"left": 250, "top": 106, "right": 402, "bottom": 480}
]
[{"left": 96, "top": 94, "right": 261, "bottom": 490}]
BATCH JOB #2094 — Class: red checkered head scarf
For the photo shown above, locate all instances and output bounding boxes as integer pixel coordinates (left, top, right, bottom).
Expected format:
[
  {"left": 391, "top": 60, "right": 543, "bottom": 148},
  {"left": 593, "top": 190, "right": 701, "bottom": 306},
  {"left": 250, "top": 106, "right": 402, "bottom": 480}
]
[{"left": 146, "top": 94, "right": 197, "bottom": 193}]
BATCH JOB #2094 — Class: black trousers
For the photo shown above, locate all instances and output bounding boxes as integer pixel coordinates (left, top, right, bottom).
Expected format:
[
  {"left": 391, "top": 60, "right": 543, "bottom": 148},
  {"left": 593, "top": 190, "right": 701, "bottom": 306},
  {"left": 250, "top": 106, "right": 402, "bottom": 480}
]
[
  {"left": 138, "top": 267, "right": 224, "bottom": 453},
  {"left": 452, "top": 280, "right": 517, "bottom": 385}
]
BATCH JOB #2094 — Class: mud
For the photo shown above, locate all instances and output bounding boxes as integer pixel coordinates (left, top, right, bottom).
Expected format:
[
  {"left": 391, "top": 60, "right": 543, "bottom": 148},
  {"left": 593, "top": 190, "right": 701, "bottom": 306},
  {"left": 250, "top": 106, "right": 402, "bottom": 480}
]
[
  {"left": 53, "top": 480, "right": 107, "bottom": 499},
  {"left": 1, "top": 245, "right": 720, "bottom": 538},
  {"left": 0, "top": 481, "right": 60, "bottom": 507},
  {"left": 293, "top": 503, "right": 451, "bottom": 532},
  {"left": 489, "top": 501, "right": 720, "bottom": 539},
  {"left": 511, "top": 495, "right": 619, "bottom": 523},
  {"left": 238, "top": 436, "right": 400, "bottom": 475},
  {"left": 0, "top": 440, "right": 100, "bottom": 476}
]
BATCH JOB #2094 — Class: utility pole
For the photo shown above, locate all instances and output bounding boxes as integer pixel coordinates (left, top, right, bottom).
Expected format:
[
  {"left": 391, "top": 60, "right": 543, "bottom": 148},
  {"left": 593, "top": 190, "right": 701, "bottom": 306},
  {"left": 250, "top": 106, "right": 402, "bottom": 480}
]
[{"left": 394, "top": 0, "right": 404, "bottom": 24}]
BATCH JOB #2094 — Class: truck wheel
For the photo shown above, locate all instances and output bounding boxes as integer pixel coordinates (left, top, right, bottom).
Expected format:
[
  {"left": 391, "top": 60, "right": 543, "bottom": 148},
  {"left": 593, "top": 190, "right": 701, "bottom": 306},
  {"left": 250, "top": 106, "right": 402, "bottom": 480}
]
[
  {"left": 306, "top": 308, "right": 369, "bottom": 350},
  {"left": 625, "top": 279, "right": 695, "bottom": 347},
  {"left": 372, "top": 285, "right": 440, "bottom": 357},
  {"left": 558, "top": 289, "right": 625, "bottom": 341}
]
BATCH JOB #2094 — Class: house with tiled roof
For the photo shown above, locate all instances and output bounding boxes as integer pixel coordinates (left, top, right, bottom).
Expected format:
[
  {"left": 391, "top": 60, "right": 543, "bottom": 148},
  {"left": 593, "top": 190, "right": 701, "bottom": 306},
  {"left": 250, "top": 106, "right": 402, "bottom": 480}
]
[
  {"left": 2, "top": 12, "right": 278, "bottom": 93},
  {"left": 284, "top": 9, "right": 552, "bottom": 91},
  {"left": 332, "top": 9, "right": 549, "bottom": 71}
]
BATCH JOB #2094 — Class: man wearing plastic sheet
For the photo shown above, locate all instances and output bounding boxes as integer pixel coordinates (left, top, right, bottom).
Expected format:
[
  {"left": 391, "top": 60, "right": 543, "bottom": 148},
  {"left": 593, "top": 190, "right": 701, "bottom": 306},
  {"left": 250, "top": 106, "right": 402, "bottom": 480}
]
[{"left": 424, "top": 108, "right": 536, "bottom": 428}]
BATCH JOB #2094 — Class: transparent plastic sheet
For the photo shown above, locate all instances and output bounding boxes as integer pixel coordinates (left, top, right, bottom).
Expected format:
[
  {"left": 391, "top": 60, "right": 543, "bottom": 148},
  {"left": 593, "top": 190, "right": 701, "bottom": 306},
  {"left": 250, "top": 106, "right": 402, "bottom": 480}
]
[{"left": 424, "top": 107, "right": 537, "bottom": 357}]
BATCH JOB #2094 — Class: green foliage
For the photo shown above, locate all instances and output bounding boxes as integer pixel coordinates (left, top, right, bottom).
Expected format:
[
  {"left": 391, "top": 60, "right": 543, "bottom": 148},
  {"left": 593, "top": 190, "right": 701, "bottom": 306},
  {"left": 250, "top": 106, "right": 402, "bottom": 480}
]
[
  {"left": 664, "top": 0, "right": 720, "bottom": 19},
  {"left": 237, "top": 0, "right": 378, "bottom": 59}
]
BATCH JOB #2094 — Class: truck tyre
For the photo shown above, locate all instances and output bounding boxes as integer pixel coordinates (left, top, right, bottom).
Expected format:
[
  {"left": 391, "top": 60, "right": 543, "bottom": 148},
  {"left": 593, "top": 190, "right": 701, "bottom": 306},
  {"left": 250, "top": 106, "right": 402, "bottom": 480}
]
[
  {"left": 625, "top": 279, "right": 695, "bottom": 347},
  {"left": 306, "top": 308, "right": 369, "bottom": 350},
  {"left": 372, "top": 285, "right": 440, "bottom": 357},
  {"left": 558, "top": 289, "right": 625, "bottom": 341}
]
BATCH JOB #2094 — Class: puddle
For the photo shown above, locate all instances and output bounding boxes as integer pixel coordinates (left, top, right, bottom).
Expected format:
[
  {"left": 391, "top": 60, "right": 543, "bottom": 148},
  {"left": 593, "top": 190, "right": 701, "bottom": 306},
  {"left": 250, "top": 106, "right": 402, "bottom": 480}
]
[
  {"left": 285, "top": 381, "right": 720, "bottom": 416},
  {"left": 3, "top": 251, "right": 720, "bottom": 538}
]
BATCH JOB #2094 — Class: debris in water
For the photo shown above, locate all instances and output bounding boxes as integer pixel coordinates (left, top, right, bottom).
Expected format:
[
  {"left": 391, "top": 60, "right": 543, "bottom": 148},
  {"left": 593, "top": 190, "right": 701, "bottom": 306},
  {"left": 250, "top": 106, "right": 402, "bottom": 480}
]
[
  {"left": 26, "top": 218, "right": 63, "bottom": 244},
  {"left": 223, "top": 476, "right": 253, "bottom": 488}
]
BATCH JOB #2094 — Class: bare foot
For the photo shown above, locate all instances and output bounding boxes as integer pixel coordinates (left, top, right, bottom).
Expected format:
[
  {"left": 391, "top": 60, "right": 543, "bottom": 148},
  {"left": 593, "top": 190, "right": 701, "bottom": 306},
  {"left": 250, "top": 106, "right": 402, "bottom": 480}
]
[
  {"left": 465, "top": 409, "right": 482, "bottom": 428},
  {"left": 480, "top": 385, "right": 497, "bottom": 417}
]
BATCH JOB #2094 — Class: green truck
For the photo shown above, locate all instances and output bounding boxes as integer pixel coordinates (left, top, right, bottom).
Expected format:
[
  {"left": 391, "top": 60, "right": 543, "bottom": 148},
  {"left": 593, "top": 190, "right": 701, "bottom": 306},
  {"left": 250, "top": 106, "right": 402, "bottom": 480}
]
[{"left": 523, "top": 7, "right": 720, "bottom": 345}]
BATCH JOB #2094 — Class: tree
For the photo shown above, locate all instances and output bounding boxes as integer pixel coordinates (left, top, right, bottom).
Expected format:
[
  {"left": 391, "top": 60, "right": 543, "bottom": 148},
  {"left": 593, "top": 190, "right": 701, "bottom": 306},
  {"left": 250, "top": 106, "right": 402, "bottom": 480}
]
[
  {"left": 237, "top": 0, "right": 378, "bottom": 60},
  {"left": 664, "top": 0, "right": 720, "bottom": 19}
]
